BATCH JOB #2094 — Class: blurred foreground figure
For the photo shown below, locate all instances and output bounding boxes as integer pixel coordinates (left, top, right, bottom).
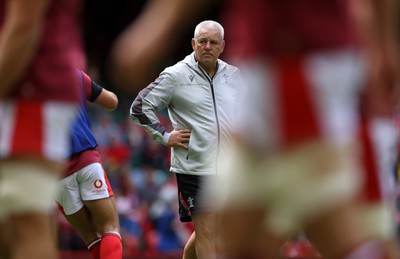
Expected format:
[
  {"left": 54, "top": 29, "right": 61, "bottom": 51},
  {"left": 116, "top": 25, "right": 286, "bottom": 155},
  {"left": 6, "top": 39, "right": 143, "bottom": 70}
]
[
  {"left": 0, "top": 0, "right": 83, "bottom": 258},
  {"left": 210, "top": 0, "right": 400, "bottom": 258},
  {"left": 55, "top": 70, "right": 122, "bottom": 259}
]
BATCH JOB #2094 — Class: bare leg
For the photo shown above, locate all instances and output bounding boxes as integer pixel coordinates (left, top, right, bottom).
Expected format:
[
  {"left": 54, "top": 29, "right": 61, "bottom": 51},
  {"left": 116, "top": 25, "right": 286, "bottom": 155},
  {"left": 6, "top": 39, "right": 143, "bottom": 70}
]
[
  {"left": 64, "top": 205, "right": 99, "bottom": 244},
  {"left": 0, "top": 222, "right": 10, "bottom": 259},
  {"left": 3, "top": 213, "right": 58, "bottom": 259},
  {"left": 64, "top": 196, "right": 121, "bottom": 243},
  {"left": 304, "top": 199, "right": 369, "bottom": 259},
  {"left": 182, "top": 231, "right": 197, "bottom": 259},
  {"left": 84, "top": 197, "right": 120, "bottom": 235},
  {"left": 218, "top": 205, "right": 285, "bottom": 258},
  {"left": 191, "top": 213, "right": 217, "bottom": 259},
  {"left": 0, "top": 158, "right": 62, "bottom": 259}
]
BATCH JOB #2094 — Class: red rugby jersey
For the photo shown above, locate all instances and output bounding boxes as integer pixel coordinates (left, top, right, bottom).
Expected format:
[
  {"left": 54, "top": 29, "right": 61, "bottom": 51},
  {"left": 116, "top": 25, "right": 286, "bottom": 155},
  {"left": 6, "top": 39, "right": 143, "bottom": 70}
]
[
  {"left": 0, "top": 0, "right": 84, "bottom": 102},
  {"left": 222, "top": 0, "right": 358, "bottom": 59}
]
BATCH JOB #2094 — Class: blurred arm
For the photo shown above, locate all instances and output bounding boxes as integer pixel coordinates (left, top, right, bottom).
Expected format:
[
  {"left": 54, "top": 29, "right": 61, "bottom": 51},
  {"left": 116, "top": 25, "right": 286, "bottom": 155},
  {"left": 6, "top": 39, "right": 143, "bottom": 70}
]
[
  {"left": 0, "top": 0, "right": 50, "bottom": 98},
  {"left": 81, "top": 69, "right": 119, "bottom": 111},
  {"left": 109, "top": 0, "right": 212, "bottom": 92},
  {"left": 94, "top": 87, "right": 119, "bottom": 112},
  {"left": 350, "top": 0, "right": 400, "bottom": 117}
]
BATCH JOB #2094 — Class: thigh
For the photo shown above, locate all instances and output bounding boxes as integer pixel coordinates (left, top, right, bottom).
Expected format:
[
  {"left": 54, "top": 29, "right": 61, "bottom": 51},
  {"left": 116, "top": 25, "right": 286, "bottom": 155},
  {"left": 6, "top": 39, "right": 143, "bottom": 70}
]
[
  {"left": 64, "top": 205, "right": 98, "bottom": 245},
  {"left": 2, "top": 212, "right": 57, "bottom": 259},
  {"left": 84, "top": 196, "right": 120, "bottom": 234},
  {"left": 0, "top": 222, "right": 10, "bottom": 259},
  {"left": 303, "top": 197, "right": 366, "bottom": 259}
]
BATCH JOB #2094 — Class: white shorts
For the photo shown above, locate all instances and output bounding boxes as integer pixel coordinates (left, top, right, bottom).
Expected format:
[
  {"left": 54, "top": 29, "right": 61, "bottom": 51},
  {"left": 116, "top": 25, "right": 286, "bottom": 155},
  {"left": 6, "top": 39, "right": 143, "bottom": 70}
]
[
  {"left": 55, "top": 163, "right": 113, "bottom": 215},
  {"left": 360, "top": 118, "right": 398, "bottom": 240},
  {"left": 364, "top": 118, "right": 398, "bottom": 203},
  {"left": 0, "top": 160, "right": 58, "bottom": 220},
  {"left": 0, "top": 100, "right": 77, "bottom": 162},
  {"left": 208, "top": 141, "right": 363, "bottom": 236}
]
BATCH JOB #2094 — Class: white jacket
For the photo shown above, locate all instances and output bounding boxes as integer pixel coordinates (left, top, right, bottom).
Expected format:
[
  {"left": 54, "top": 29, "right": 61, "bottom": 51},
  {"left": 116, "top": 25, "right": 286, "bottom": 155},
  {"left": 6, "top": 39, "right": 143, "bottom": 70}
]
[{"left": 130, "top": 52, "right": 242, "bottom": 175}]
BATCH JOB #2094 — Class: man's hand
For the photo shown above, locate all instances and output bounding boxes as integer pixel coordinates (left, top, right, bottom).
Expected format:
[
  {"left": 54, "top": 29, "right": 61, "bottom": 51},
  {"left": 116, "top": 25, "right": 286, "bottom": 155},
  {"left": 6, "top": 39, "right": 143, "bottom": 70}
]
[{"left": 167, "top": 129, "right": 191, "bottom": 149}]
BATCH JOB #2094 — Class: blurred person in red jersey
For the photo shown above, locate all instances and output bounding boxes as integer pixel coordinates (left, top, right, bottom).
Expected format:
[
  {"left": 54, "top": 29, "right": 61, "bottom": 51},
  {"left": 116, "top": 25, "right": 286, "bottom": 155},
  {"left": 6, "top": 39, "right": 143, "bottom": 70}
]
[
  {"left": 0, "top": 0, "right": 84, "bottom": 258},
  {"left": 54, "top": 70, "right": 122, "bottom": 259},
  {"left": 210, "top": 0, "right": 400, "bottom": 258}
]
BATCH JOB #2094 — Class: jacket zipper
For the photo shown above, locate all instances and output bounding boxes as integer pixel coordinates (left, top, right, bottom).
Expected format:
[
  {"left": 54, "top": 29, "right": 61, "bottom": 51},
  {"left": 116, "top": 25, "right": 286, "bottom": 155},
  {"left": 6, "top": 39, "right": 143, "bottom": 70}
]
[{"left": 187, "top": 66, "right": 221, "bottom": 170}]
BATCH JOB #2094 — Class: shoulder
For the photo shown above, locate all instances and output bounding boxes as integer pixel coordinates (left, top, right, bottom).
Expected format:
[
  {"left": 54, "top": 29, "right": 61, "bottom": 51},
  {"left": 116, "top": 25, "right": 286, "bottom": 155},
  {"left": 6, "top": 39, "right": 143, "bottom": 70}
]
[
  {"left": 218, "top": 59, "right": 241, "bottom": 75},
  {"left": 161, "top": 59, "right": 193, "bottom": 80}
]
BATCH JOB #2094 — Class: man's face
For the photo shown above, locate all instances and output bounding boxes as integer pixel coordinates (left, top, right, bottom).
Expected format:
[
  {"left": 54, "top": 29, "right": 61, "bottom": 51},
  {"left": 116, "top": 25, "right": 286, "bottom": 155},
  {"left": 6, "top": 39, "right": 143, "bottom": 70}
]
[{"left": 192, "top": 27, "right": 225, "bottom": 69}]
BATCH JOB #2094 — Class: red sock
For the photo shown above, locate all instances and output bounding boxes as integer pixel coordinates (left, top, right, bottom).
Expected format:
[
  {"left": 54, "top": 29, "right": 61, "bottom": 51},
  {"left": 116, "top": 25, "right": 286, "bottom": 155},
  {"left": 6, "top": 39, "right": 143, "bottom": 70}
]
[
  {"left": 88, "top": 238, "right": 101, "bottom": 259},
  {"left": 100, "top": 232, "right": 123, "bottom": 259}
]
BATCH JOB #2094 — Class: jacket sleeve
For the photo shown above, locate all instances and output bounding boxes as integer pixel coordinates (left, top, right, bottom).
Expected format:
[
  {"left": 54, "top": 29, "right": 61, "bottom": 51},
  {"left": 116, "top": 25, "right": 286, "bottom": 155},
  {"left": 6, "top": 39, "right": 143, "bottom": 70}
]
[{"left": 130, "top": 71, "right": 174, "bottom": 145}]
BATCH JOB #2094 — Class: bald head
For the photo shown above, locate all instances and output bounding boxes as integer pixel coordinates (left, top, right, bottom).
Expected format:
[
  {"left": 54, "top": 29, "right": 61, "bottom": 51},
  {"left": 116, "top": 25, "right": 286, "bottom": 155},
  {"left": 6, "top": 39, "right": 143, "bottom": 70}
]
[{"left": 194, "top": 20, "right": 224, "bottom": 40}]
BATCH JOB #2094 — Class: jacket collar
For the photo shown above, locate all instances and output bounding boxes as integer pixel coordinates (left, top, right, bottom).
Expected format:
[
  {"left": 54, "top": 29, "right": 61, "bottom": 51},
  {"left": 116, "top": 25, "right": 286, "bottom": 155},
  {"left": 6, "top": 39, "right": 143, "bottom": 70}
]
[{"left": 183, "top": 52, "right": 224, "bottom": 76}]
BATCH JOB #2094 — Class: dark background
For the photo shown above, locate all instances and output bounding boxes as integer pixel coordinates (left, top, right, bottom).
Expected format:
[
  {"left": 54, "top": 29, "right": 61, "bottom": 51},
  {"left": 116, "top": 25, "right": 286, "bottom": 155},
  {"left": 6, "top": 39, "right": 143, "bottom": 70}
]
[{"left": 83, "top": 0, "right": 221, "bottom": 96}]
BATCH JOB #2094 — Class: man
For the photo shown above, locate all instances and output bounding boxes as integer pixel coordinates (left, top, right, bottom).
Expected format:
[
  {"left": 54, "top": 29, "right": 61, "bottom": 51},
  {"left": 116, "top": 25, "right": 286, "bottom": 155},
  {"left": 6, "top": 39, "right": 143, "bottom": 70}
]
[
  {"left": 130, "top": 20, "right": 241, "bottom": 259},
  {"left": 0, "top": 0, "right": 83, "bottom": 258},
  {"left": 55, "top": 70, "right": 122, "bottom": 259}
]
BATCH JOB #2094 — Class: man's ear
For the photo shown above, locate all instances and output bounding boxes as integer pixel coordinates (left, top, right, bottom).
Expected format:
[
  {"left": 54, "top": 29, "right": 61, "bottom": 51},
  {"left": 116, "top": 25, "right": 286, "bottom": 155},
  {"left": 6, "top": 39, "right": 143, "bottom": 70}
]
[{"left": 191, "top": 38, "right": 196, "bottom": 50}]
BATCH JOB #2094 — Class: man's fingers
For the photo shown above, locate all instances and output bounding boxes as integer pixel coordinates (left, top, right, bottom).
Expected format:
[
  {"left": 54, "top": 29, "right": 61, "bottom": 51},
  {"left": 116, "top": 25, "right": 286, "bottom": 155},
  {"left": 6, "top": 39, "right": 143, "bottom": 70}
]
[
  {"left": 181, "top": 138, "right": 189, "bottom": 143},
  {"left": 169, "top": 129, "right": 191, "bottom": 148}
]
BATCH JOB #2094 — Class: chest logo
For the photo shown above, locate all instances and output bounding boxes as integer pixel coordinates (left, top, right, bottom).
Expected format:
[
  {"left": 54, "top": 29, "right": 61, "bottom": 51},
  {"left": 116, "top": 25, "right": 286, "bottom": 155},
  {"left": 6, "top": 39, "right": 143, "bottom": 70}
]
[{"left": 189, "top": 74, "right": 194, "bottom": 82}]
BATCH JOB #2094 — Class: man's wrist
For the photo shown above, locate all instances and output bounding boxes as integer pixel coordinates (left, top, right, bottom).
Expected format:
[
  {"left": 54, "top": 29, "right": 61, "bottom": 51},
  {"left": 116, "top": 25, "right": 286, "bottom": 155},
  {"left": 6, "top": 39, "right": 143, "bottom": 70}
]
[{"left": 162, "top": 131, "right": 171, "bottom": 146}]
